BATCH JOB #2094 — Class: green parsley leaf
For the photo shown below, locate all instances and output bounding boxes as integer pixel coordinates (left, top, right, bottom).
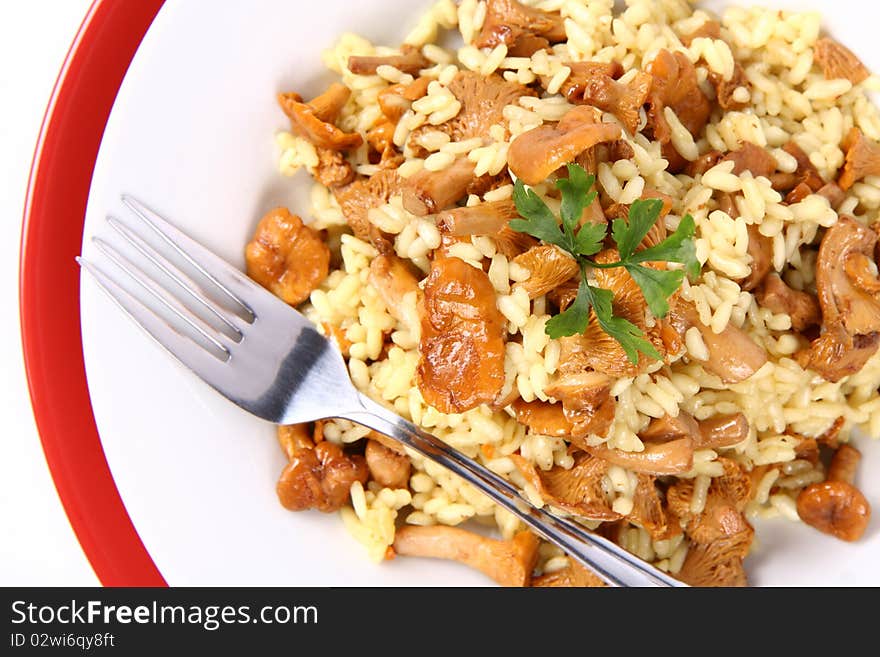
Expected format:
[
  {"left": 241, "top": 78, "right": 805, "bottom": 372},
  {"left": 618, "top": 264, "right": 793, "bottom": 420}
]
[
  {"left": 611, "top": 198, "right": 664, "bottom": 261},
  {"left": 630, "top": 214, "right": 700, "bottom": 279},
  {"left": 588, "top": 284, "right": 661, "bottom": 364},
  {"left": 544, "top": 275, "right": 592, "bottom": 339},
  {"left": 556, "top": 164, "right": 597, "bottom": 234},
  {"left": 572, "top": 221, "right": 607, "bottom": 257},
  {"left": 625, "top": 264, "right": 685, "bottom": 318},
  {"left": 510, "top": 180, "right": 568, "bottom": 250},
  {"left": 507, "top": 164, "right": 697, "bottom": 365}
]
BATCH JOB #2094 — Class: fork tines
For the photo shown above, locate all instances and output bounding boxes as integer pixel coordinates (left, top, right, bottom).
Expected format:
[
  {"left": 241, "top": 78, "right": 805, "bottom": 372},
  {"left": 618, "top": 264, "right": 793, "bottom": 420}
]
[{"left": 78, "top": 196, "right": 256, "bottom": 372}]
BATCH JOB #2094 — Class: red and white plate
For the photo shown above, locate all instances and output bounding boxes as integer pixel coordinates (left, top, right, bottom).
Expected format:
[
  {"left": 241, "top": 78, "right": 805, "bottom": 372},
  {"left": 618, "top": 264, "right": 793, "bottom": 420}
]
[{"left": 21, "top": 0, "right": 880, "bottom": 586}]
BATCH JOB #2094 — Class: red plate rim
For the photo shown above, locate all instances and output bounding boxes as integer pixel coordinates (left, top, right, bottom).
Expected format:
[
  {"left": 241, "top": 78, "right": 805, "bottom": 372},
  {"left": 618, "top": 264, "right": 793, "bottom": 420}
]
[{"left": 19, "top": 0, "right": 166, "bottom": 586}]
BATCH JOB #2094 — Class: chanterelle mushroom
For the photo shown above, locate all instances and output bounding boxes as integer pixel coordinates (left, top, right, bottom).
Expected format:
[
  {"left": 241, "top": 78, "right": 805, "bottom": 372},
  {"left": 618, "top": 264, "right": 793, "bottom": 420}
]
[
  {"left": 756, "top": 273, "right": 821, "bottom": 331},
  {"left": 368, "top": 253, "right": 421, "bottom": 336},
  {"left": 365, "top": 437, "right": 411, "bottom": 490},
  {"left": 275, "top": 424, "right": 368, "bottom": 513},
  {"left": 531, "top": 561, "right": 606, "bottom": 587},
  {"left": 437, "top": 199, "right": 518, "bottom": 236},
  {"left": 667, "top": 458, "right": 754, "bottom": 587},
  {"left": 475, "top": 0, "right": 566, "bottom": 53},
  {"left": 555, "top": 249, "right": 666, "bottom": 378},
  {"left": 797, "top": 217, "right": 880, "bottom": 382},
  {"left": 278, "top": 83, "right": 362, "bottom": 151},
  {"left": 348, "top": 44, "right": 430, "bottom": 75},
  {"left": 645, "top": 49, "right": 711, "bottom": 171},
  {"left": 512, "top": 453, "right": 667, "bottom": 537},
  {"left": 403, "top": 72, "right": 533, "bottom": 215},
  {"left": 392, "top": 525, "right": 539, "bottom": 587},
  {"left": 696, "top": 413, "right": 749, "bottom": 449},
  {"left": 586, "top": 438, "right": 694, "bottom": 476},
  {"left": 797, "top": 443, "right": 871, "bottom": 541},
  {"left": 334, "top": 169, "right": 403, "bottom": 241},
  {"left": 549, "top": 61, "right": 652, "bottom": 135},
  {"left": 839, "top": 128, "right": 880, "bottom": 191},
  {"left": 508, "top": 106, "right": 622, "bottom": 185},
  {"left": 512, "top": 245, "right": 580, "bottom": 300},
  {"left": 814, "top": 37, "right": 870, "bottom": 85},
  {"left": 511, "top": 453, "right": 619, "bottom": 521},
  {"left": 438, "top": 204, "right": 538, "bottom": 258},
  {"left": 722, "top": 142, "right": 776, "bottom": 179},
  {"left": 738, "top": 224, "right": 773, "bottom": 291},
  {"left": 670, "top": 298, "right": 768, "bottom": 383},
  {"left": 245, "top": 207, "right": 330, "bottom": 306},
  {"left": 543, "top": 370, "right": 616, "bottom": 445},
  {"left": 417, "top": 257, "right": 506, "bottom": 413},
  {"left": 402, "top": 156, "right": 479, "bottom": 216}
]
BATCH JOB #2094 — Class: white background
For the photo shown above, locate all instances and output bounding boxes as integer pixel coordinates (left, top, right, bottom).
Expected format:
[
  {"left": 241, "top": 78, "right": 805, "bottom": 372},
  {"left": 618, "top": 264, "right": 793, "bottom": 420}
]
[{"left": 0, "top": 0, "right": 98, "bottom": 585}]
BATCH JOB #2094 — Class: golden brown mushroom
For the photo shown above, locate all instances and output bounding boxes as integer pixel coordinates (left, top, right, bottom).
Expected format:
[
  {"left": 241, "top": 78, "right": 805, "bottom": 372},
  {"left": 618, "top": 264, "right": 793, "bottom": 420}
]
[
  {"left": 553, "top": 249, "right": 667, "bottom": 378},
  {"left": 403, "top": 72, "right": 533, "bottom": 215},
  {"left": 437, "top": 199, "right": 518, "bottom": 236},
  {"left": 640, "top": 412, "right": 701, "bottom": 444},
  {"left": 676, "top": 505, "right": 753, "bottom": 587},
  {"left": 475, "top": 0, "right": 566, "bottom": 53},
  {"left": 629, "top": 473, "right": 669, "bottom": 539},
  {"left": 245, "top": 207, "right": 330, "bottom": 306},
  {"left": 543, "top": 371, "right": 616, "bottom": 444},
  {"left": 510, "top": 399, "right": 572, "bottom": 437},
  {"left": 671, "top": 299, "right": 768, "bottom": 383},
  {"left": 549, "top": 61, "right": 652, "bottom": 135},
  {"left": 365, "top": 438, "right": 411, "bottom": 490},
  {"left": 696, "top": 413, "right": 749, "bottom": 449},
  {"left": 797, "top": 217, "right": 880, "bottom": 381},
  {"left": 738, "top": 224, "right": 773, "bottom": 291},
  {"left": 377, "top": 77, "right": 431, "bottom": 124},
  {"left": 681, "top": 22, "right": 750, "bottom": 112},
  {"left": 277, "top": 84, "right": 362, "bottom": 151},
  {"left": 709, "top": 61, "right": 750, "bottom": 111},
  {"left": 368, "top": 253, "right": 422, "bottom": 335},
  {"left": 511, "top": 453, "right": 620, "bottom": 521},
  {"left": 796, "top": 444, "right": 871, "bottom": 541},
  {"left": 275, "top": 424, "right": 368, "bottom": 513},
  {"left": 645, "top": 49, "right": 711, "bottom": 172},
  {"left": 402, "top": 156, "right": 480, "bottom": 216},
  {"left": 839, "top": 128, "right": 880, "bottom": 191},
  {"left": 770, "top": 141, "right": 824, "bottom": 193},
  {"left": 511, "top": 245, "right": 580, "bottom": 300},
  {"left": 667, "top": 458, "right": 754, "bottom": 586},
  {"left": 508, "top": 105, "right": 622, "bottom": 185},
  {"left": 279, "top": 82, "right": 359, "bottom": 186},
  {"left": 348, "top": 45, "right": 430, "bottom": 76},
  {"left": 756, "top": 273, "right": 821, "bottom": 331},
  {"left": 586, "top": 438, "right": 694, "bottom": 476},
  {"left": 392, "top": 526, "right": 540, "bottom": 587},
  {"left": 686, "top": 150, "right": 723, "bottom": 178},
  {"left": 334, "top": 169, "right": 404, "bottom": 241},
  {"left": 722, "top": 142, "right": 776, "bottom": 179},
  {"left": 814, "top": 37, "right": 870, "bottom": 85},
  {"left": 817, "top": 181, "right": 846, "bottom": 210},
  {"left": 417, "top": 257, "right": 506, "bottom": 414},
  {"left": 437, "top": 199, "right": 537, "bottom": 258},
  {"left": 531, "top": 561, "right": 606, "bottom": 587},
  {"left": 639, "top": 412, "right": 748, "bottom": 450}
]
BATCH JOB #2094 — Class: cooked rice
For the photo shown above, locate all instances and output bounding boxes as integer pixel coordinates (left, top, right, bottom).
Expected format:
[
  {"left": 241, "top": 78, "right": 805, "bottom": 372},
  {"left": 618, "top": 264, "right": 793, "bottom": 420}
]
[{"left": 269, "top": 0, "right": 880, "bottom": 582}]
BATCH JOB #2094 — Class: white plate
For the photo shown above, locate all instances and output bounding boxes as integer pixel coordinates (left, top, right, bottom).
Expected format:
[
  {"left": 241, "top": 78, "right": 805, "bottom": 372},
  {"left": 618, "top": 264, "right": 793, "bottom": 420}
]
[{"left": 80, "top": 0, "right": 880, "bottom": 585}]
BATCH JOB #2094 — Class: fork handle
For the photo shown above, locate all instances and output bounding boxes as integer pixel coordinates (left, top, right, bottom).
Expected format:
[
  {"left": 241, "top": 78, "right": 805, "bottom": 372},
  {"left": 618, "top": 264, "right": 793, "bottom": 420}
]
[{"left": 342, "top": 393, "right": 686, "bottom": 588}]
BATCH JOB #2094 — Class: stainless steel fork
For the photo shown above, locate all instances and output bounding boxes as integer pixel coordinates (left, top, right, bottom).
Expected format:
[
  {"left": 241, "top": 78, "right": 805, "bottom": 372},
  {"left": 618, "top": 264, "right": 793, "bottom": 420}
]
[{"left": 78, "top": 196, "right": 686, "bottom": 587}]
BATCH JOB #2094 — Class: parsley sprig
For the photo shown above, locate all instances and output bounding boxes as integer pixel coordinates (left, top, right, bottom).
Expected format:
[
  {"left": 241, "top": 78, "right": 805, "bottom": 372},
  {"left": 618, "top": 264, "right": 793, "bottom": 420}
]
[{"left": 510, "top": 164, "right": 699, "bottom": 364}]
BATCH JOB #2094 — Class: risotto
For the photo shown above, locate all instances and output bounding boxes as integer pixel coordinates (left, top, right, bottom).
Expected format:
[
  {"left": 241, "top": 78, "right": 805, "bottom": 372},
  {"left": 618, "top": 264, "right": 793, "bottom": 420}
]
[{"left": 245, "top": 0, "right": 880, "bottom": 586}]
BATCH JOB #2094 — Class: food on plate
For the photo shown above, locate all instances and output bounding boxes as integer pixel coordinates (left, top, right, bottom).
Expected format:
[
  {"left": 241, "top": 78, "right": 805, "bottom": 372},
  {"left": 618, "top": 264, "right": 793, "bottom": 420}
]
[{"left": 244, "top": 0, "right": 880, "bottom": 586}]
